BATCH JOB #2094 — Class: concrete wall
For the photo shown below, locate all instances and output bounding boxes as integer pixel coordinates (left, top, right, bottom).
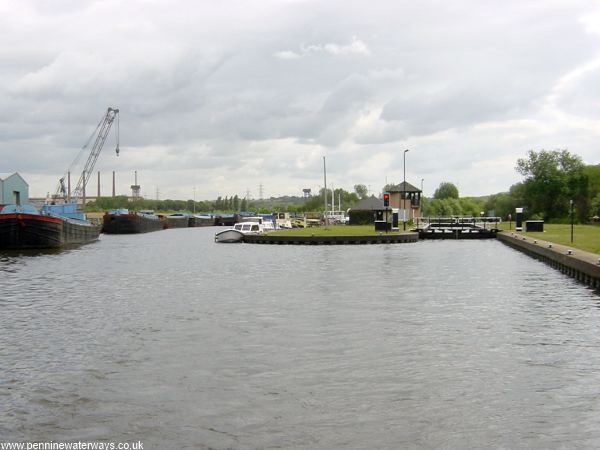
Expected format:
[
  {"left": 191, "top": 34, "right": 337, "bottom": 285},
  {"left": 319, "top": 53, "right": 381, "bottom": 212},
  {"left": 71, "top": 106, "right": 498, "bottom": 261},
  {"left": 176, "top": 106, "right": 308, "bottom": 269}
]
[
  {"left": 0, "top": 173, "right": 29, "bottom": 205},
  {"left": 498, "top": 232, "right": 600, "bottom": 288}
]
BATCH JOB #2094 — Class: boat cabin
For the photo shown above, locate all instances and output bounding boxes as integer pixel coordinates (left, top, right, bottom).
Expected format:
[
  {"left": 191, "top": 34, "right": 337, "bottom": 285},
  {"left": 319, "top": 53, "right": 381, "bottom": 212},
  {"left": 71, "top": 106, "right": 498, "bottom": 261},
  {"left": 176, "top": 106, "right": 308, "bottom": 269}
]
[
  {"left": 274, "top": 212, "right": 292, "bottom": 229},
  {"left": 234, "top": 222, "right": 262, "bottom": 233}
]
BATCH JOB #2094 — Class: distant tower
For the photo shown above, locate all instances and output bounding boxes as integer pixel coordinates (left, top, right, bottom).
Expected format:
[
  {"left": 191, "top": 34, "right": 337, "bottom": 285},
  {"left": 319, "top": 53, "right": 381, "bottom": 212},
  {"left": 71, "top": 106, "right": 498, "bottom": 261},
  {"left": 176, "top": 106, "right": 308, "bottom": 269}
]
[
  {"left": 131, "top": 171, "right": 141, "bottom": 199},
  {"left": 303, "top": 188, "right": 311, "bottom": 198},
  {"left": 259, "top": 182, "right": 264, "bottom": 200}
]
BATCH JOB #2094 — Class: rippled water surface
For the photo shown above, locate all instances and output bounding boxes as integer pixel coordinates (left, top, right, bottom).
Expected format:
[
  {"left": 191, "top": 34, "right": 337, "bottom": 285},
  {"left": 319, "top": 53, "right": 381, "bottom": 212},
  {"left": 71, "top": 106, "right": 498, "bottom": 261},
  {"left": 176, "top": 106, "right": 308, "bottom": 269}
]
[{"left": 2, "top": 227, "right": 600, "bottom": 448}]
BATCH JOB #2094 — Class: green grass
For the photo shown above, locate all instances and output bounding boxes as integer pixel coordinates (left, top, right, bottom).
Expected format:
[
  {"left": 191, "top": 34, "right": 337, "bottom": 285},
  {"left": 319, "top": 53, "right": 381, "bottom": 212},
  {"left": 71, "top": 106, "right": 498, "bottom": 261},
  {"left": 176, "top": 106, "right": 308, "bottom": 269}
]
[
  {"left": 270, "top": 225, "right": 411, "bottom": 236},
  {"left": 498, "top": 222, "right": 600, "bottom": 254}
]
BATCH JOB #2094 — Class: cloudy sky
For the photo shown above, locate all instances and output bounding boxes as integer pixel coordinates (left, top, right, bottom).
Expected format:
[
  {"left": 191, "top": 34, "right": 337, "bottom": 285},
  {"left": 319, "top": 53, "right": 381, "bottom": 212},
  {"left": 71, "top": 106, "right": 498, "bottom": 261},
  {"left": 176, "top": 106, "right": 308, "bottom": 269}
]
[{"left": 2, "top": 0, "right": 600, "bottom": 200}]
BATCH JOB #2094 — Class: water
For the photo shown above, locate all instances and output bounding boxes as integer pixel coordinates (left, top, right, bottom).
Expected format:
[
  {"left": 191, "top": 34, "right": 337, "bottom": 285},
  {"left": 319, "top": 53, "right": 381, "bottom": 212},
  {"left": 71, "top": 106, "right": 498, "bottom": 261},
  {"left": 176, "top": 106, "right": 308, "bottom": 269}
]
[{"left": 1, "top": 228, "right": 600, "bottom": 448}]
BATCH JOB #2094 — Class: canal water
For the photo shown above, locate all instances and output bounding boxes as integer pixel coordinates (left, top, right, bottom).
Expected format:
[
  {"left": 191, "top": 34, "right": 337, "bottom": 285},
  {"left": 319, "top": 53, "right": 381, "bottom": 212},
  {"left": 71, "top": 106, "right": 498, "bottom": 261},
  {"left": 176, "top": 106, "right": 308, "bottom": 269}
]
[{"left": 1, "top": 227, "right": 600, "bottom": 448}]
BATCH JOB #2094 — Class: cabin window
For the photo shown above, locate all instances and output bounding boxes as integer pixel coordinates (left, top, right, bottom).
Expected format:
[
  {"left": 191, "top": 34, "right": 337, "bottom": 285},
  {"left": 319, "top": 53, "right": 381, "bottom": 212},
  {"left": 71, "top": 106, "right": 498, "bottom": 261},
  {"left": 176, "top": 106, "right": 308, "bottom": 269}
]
[
  {"left": 234, "top": 225, "right": 242, "bottom": 230},
  {"left": 242, "top": 224, "right": 251, "bottom": 231},
  {"left": 251, "top": 225, "right": 259, "bottom": 231},
  {"left": 12, "top": 191, "right": 21, "bottom": 205},
  {"left": 411, "top": 193, "right": 420, "bottom": 207}
]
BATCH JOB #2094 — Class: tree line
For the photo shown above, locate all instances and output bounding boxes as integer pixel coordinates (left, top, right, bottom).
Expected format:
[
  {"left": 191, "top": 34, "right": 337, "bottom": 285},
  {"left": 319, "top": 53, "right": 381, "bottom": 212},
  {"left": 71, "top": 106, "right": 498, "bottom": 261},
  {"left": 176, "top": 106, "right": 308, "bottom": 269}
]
[
  {"left": 85, "top": 187, "right": 365, "bottom": 214},
  {"left": 86, "top": 149, "right": 599, "bottom": 223},
  {"left": 423, "top": 149, "right": 599, "bottom": 223},
  {"left": 484, "top": 149, "right": 598, "bottom": 223}
]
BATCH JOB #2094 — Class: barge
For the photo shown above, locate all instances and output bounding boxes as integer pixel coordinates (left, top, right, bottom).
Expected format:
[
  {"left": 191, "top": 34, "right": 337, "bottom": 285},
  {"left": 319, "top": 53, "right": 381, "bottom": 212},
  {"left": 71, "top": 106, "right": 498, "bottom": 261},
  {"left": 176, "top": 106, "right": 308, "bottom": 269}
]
[
  {"left": 102, "top": 209, "right": 166, "bottom": 234},
  {"left": 0, "top": 204, "right": 100, "bottom": 249}
]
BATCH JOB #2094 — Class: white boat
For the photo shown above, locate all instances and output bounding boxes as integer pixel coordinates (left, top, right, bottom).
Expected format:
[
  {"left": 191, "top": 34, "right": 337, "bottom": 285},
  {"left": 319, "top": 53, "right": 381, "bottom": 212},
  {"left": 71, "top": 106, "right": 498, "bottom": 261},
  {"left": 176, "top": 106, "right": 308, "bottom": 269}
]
[
  {"left": 214, "top": 221, "right": 267, "bottom": 243},
  {"left": 244, "top": 215, "right": 277, "bottom": 231},
  {"left": 323, "top": 210, "right": 349, "bottom": 224},
  {"left": 274, "top": 212, "right": 293, "bottom": 229}
]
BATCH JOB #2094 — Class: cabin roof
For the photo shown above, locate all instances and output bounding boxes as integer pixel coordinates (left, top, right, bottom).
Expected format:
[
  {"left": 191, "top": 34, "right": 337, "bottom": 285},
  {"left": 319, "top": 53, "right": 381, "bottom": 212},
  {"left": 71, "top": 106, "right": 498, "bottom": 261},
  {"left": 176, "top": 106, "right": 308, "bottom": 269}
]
[
  {"left": 350, "top": 195, "right": 384, "bottom": 211},
  {"left": 386, "top": 181, "right": 420, "bottom": 193}
]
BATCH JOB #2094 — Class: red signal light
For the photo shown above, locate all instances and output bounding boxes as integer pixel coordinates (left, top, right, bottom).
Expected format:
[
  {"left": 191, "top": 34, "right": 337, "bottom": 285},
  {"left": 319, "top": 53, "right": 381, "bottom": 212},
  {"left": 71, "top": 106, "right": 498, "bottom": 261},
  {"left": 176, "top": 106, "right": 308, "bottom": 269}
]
[{"left": 383, "top": 193, "right": 390, "bottom": 207}]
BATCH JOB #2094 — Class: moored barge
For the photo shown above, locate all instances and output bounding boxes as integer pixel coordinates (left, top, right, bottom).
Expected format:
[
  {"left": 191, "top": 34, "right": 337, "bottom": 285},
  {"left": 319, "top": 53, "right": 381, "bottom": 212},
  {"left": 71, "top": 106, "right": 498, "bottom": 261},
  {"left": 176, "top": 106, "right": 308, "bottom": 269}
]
[
  {"left": 0, "top": 204, "right": 100, "bottom": 249},
  {"left": 102, "top": 209, "right": 166, "bottom": 234},
  {"left": 189, "top": 214, "right": 215, "bottom": 227},
  {"left": 165, "top": 213, "right": 190, "bottom": 229}
]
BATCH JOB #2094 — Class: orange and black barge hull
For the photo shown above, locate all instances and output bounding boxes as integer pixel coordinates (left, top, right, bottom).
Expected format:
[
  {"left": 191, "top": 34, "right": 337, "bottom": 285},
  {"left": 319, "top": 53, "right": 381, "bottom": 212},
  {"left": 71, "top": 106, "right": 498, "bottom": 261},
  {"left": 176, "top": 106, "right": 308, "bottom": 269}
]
[{"left": 0, "top": 214, "right": 100, "bottom": 249}]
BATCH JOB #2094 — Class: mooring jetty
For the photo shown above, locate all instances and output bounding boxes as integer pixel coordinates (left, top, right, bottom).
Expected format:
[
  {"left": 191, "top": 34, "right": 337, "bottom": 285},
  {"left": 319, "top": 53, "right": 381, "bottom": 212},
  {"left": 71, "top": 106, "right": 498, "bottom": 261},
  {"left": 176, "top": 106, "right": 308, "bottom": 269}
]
[
  {"left": 498, "top": 232, "right": 600, "bottom": 288},
  {"left": 243, "top": 232, "right": 418, "bottom": 245}
]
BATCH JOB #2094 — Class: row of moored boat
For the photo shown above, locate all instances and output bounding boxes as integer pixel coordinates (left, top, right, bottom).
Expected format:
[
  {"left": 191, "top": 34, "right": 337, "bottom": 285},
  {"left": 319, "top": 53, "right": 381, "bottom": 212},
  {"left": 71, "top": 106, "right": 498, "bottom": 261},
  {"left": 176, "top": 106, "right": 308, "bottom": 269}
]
[{"left": 0, "top": 204, "right": 216, "bottom": 250}]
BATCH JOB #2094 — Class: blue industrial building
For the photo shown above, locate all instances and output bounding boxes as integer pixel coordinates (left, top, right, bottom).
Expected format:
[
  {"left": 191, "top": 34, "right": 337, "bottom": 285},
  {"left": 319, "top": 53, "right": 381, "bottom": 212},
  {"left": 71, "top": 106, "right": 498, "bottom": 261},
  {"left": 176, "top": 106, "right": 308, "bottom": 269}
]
[{"left": 0, "top": 173, "right": 29, "bottom": 206}]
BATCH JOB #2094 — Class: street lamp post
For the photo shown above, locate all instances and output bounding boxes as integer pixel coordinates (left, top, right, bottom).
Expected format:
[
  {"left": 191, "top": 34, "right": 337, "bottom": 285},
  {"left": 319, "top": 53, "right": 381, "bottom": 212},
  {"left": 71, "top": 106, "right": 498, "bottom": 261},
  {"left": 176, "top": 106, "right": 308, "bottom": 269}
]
[
  {"left": 323, "top": 156, "right": 328, "bottom": 226},
  {"left": 403, "top": 149, "right": 410, "bottom": 230},
  {"left": 570, "top": 199, "right": 574, "bottom": 243}
]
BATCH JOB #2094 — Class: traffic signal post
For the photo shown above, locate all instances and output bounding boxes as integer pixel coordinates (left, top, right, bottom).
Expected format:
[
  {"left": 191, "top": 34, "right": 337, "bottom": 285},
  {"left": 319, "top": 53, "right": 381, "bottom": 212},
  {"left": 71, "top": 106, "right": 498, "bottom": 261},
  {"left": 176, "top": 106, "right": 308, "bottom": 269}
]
[{"left": 383, "top": 193, "right": 390, "bottom": 234}]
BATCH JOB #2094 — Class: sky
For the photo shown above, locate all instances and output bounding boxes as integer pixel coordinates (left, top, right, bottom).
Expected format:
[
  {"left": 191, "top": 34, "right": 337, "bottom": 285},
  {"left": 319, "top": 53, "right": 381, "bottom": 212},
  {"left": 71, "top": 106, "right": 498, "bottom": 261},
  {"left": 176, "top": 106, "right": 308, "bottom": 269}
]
[{"left": 1, "top": 0, "right": 600, "bottom": 200}]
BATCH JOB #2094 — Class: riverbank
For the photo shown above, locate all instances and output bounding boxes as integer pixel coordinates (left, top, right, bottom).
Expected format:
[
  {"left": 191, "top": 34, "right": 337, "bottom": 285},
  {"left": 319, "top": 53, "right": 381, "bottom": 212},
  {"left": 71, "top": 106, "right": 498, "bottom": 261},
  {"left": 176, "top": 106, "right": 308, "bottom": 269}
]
[
  {"left": 244, "top": 231, "right": 418, "bottom": 245},
  {"left": 498, "top": 231, "right": 600, "bottom": 288},
  {"left": 497, "top": 223, "right": 600, "bottom": 254}
]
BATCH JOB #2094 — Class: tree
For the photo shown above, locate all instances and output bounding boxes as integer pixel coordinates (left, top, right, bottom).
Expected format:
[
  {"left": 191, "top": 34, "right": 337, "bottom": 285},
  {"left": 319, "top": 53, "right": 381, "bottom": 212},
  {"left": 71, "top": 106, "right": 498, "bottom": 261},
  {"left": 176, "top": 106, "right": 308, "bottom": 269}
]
[
  {"left": 459, "top": 197, "right": 484, "bottom": 216},
  {"left": 425, "top": 198, "right": 462, "bottom": 216},
  {"left": 354, "top": 184, "right": 368, "bottom": 199},
  {"left": 585, "top": 164, "right": 600, "bottom": 199},
  {"left": 433, "top": 182, "right": 459, "bottom": 200},
  {"left": 484, "top": 191, "right": 518, "bottom": 220},
  {"left": 516, "top": 149, "right": 587, "bottom": 221},
  {"left": 591, "top": 193, "right": 600, "bottom": 217}
]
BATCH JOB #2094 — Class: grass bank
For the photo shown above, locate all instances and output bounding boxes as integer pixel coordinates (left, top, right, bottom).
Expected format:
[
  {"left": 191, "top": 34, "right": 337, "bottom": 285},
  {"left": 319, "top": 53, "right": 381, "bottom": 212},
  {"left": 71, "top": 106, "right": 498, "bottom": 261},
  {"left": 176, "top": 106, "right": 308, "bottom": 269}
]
[
  {"left": 270, "top": 225, "right": 411, "bottom": 236},
  {"left": 498, "top": 222, "right": 600, "bottom": 254}
]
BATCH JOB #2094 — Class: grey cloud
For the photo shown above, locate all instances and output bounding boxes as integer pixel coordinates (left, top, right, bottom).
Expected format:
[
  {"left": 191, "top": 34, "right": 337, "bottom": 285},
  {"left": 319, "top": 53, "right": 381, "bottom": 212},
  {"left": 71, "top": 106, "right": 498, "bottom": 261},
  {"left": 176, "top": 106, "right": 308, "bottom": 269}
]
[
  {"left": 380, "top": 85, "right": 521, "bottom": 135},
  {"left": 557, "top": 65, "right": 600, "bottom": 118},
  {"left": 2, "top": 0, "right": 600, "bottom": 198}
]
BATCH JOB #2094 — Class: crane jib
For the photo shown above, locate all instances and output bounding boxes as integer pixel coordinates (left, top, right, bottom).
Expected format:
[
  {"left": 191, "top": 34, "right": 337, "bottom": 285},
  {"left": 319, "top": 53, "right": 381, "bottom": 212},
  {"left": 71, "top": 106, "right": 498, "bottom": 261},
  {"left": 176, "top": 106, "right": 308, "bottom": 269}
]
[{"left": 63, "top": 107, "right": 120, "bottom": 202}]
